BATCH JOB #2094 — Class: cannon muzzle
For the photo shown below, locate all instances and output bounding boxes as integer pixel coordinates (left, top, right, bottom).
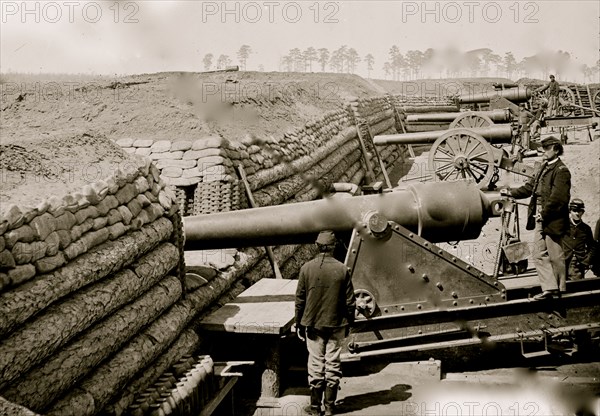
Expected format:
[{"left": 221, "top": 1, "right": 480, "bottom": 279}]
[
  {"left": 183, "top": 182, "right": 500, "bottom": 250},
  {"left": 459, "top": 87, "right": 532, "bottom": 104},
  {"left": 373, "top": 124, "right": 513, "bottom": 146}
]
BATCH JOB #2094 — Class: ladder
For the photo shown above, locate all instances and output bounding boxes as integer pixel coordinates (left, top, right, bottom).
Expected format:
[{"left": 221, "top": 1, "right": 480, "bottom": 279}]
[{"left": 355, "top": 119, "right": 392, "bottom": 188}]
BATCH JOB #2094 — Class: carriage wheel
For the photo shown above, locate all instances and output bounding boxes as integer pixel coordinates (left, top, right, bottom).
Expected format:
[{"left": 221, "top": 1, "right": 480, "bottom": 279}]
[
  {"left": 557, "top": 86, "right": 576, "bottom": 116},
  {"left": 449, "top": 112, "right": 494, "bottom": 129},
  {"left": 354, "top": 289, "right": 377, "bottom": 319},
  {"left": 593, "top": 90, "right": 600, "bottom": 111},
  {"left": 429, "top": 129, "right": 495, "bottom": 189}
]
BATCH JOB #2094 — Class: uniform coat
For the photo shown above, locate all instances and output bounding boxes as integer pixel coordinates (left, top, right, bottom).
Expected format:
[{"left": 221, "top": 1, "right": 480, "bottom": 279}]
[{"left": 511, "top": 159, "right": 571, "bottom": 236}]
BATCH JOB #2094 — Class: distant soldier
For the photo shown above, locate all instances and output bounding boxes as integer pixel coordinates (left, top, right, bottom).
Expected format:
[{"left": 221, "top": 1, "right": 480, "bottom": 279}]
[
  {"left": 536, "top": 75, "right": 560, "bottom": 117},
  {"left": 527, "top": 101, "right": 548, "bottom": 142},
  {"left": 563, "top": 199, "right": 594, "bottom": 280},
  {"left": 517, "top": 104, "right": 533, "bottom": 149}
]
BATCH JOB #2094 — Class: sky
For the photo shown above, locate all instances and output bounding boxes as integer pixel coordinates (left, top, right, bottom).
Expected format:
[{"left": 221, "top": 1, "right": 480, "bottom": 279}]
[{"left": 1, "top": 0, "right": 599, "bottom": 79}]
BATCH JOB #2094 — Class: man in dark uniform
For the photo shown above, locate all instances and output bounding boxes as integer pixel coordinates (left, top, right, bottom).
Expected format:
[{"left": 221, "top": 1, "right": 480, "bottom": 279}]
[
  {"left": 537, "top": 75, "right": 560, "bottom": 117},
  {"left": 563, "top": 199, "right": 594, "bottom": 280},
  {"left": 527, "top": 101, "right": 548, "bottom": 142},
  {"left": 517, "top": 104, "right": 533, "bottom": 150},
  {"left": 295, "top": 230, "right": 356, "bottom": 416},
  {"left": 591, "top": 218, "right": 600, "bottom": 277},
  {"left": 502, "top": 135, "right": 571, "bottom": 299}
]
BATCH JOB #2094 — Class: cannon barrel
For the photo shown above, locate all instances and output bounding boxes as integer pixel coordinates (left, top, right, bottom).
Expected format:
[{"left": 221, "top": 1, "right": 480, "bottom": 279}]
[
  {"left": 399, "top": 105, "right": 459, "bottom": 114},
  {"left": 406, "top": 109, "right": 511, "bottom": 123},
  {"left": 183, "top": 182, "right": 497, "bottom": 250},
  {"left": 373, "top": 124, "right": 513, "bottom": 146},
  {"left": 459, "top": 87, "right": 532, "bottom": 104}
]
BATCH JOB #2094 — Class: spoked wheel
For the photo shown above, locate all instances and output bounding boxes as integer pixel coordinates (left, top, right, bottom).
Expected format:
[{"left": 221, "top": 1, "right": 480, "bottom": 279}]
[
  {"left": 429, "top": 128, "right": 495, "bottom": 189},
  {"left": 593, "top": 90, "right": 600, "bottom": 111},
  {"left": 354, "top": 289, "right": 377, "bottom": 319},
  {"left": 449, "top": 112, "right": 494, "bottom": 129},
  {"left": 557, "top": 86, "right": 576, "bottom": 116}
]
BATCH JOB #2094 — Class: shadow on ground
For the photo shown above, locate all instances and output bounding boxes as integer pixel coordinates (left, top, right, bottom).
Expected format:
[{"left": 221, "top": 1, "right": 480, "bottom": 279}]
[{"left": 335, "top": 383, "right": 412, "bottom": 413}]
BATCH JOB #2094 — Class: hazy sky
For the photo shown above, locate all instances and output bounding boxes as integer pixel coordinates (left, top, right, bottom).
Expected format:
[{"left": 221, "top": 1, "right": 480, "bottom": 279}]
[{"left": 1, "top": 0, "right": 599, "bottom": 78}]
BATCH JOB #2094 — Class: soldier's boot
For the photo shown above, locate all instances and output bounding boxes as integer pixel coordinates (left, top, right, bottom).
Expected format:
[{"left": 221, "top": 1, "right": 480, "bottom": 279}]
[
  {"left": 304, "top": 386, "right": 324, "bottom": 415},
  {"left": 323, "top": 385, "right": 338, "bottom": 416}
]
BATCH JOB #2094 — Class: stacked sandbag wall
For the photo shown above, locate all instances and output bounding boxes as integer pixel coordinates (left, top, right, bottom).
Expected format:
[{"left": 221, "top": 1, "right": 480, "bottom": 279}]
[
  {"left": 0, "top": 156, "right": 203, "bottom": 415},
  {"left": 391, "top": 93, "right": 457, "bottom": 110},
  {"left": 115, "top": 138, "right": 243, "bottom": 216}
]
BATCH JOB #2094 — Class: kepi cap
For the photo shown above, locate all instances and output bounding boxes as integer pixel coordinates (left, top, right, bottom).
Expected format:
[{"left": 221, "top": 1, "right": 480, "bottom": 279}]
[
  {"left": 569, "top": 198, "right": 585, "bottom": 211},
  {"left": 316, "top": 230, "right": 336, "bottom": 245},
  {"left": 541, "top": 135, "right": 560, "bottom": 147}
]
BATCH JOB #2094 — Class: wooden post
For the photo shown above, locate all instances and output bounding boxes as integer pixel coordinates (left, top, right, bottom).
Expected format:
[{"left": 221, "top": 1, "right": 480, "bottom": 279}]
[
  {"left": 363, "top": 122, "right": 392, "bottom": 189},
  {"left": 354, "top": 124, "right": 377, "bottom": 184},
  {"left": 389, "top": 97, "right": 415, "bottom": 158},
  {"left": 236, "top": 165, "right": 283, "bottom": 279},
  {"left": 258, "top": 336, "right": 281, "bottom": 404}
]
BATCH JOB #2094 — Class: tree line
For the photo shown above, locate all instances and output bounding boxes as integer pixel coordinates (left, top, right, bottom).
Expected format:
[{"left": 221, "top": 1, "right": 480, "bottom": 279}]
[
  {"left": 202, "top": 45, "right": 600, "bottom": 82},
  {"left": 202, "top": 45, "right": 253, "bottom": 72}
]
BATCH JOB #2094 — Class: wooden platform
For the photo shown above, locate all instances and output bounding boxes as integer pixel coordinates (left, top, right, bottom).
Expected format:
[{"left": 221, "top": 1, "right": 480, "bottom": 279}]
[
  {"left": 199, "top": 278, "right": 299, "bottom": 402},
  {"left": 200, "top": 278, "right": 297, "bottom": 335}
]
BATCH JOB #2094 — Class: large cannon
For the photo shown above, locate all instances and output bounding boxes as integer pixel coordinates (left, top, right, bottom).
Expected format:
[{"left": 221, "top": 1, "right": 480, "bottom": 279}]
[
  {"left": 185, "top": 181, "right": 600, "bottom": 359},
  {"left": 374, "top": 126, "right": 535, "bottom": 189},
  {"left": 184, "top": 181, "right": 496, "bottom": 251},
  {"left": 458, "top": 87, "right": 532, "bottom": 104},
  {"left": 373, "top": 124, "right": 513, "bottom": 146},
  {"left": 185, "top": 181, "right": 507, "bottom": 320},
  {"left": 406, "top": 109, "right": 512, "bottom": 127}
]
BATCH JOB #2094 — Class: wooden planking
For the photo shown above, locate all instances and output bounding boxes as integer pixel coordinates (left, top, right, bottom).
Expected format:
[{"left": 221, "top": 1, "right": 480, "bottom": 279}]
[{"left": 199, "top": 279, "right": 298, "bottom": 335}]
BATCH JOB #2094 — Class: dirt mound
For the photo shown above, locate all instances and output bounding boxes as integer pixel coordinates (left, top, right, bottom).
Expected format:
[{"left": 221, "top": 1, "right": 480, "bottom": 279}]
[
  {"left": 1, "top": 71, "right": 383, "bottom": 146},
  {"left": 0, "top": 134, "right": 131, "bottom": 208},
  {"left": 0, "top": 70, "right": 387, "bottom": 207}
]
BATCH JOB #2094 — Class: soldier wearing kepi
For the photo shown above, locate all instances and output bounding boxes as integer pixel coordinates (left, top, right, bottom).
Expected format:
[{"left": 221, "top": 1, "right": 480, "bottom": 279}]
[
  {"left": 563, "top": 199, "right": 594, "bottom": 280},
  {"left": 502, "top": 135, "right": 571, "bottom": 300},
  {"left": 537, "top": 74, "right": 560, "bottom": 117},
  {"left": 295, "top": 230, "right": 356, "bottom": 416}
]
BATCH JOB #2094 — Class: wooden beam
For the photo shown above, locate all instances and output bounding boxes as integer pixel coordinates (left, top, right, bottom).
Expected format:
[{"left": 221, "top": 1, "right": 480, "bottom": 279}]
[
  {"left": 236, "top": 165, "right": 283, "bottom": 279},
  {"left": 199, "top": 377, "right": 239, "bottom": 416}
]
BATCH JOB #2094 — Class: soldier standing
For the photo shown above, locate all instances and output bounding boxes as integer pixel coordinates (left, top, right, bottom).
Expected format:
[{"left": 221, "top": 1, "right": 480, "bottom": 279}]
[
  {"left": 502, "top": 135, "right": 571, "bottom": 300},
  {"left": 295, "top": 230, "right": 356, "bottom": 416},
  {"left": 563, "top": 199, "right": 594, "bottom": 280},
  {"left": 537, "top": 75, "right": 560, "bottom": 117}
]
